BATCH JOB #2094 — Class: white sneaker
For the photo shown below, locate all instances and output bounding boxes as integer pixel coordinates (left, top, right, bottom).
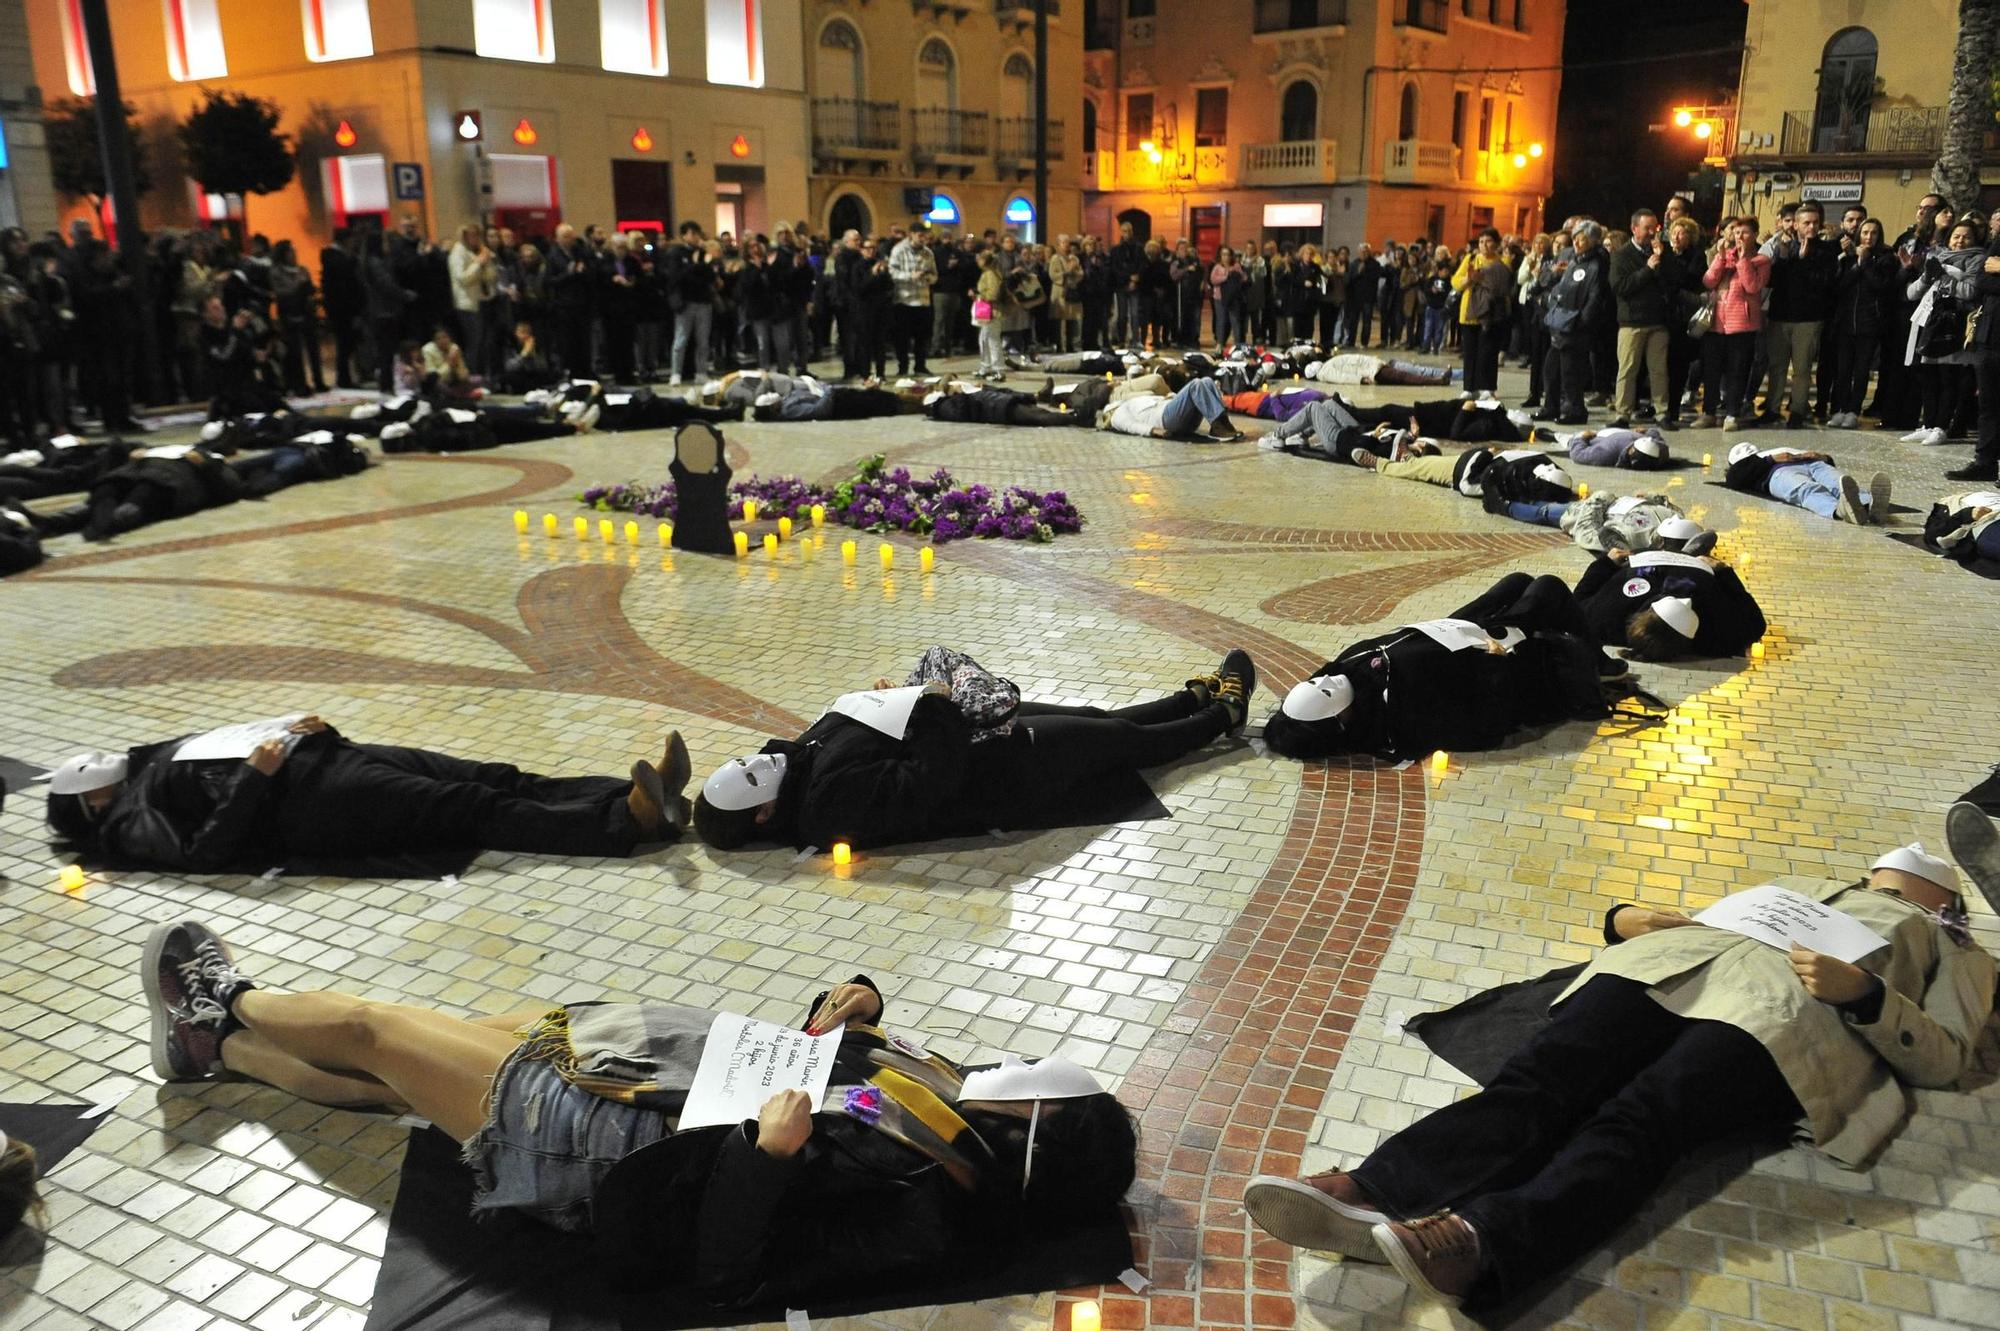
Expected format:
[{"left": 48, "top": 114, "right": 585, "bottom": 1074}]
[
  {"left": 1835, "top": 473, "right": 1866, "bottom": 524},
  {"left": 1900, "top": 426, "right": 1930, "bottom": 443},
  {"left": 1923, "top": 427, "right": 1949, "bottom": 446},
  {"left": 669, "top": 375, "right": 684, "bottom": 387},
  {"left": 1867, "top": 472, "right": 1891, "bottom": 521},
  {"left": 1721, "top": 416, "right": 1739, "bottom": 432}
]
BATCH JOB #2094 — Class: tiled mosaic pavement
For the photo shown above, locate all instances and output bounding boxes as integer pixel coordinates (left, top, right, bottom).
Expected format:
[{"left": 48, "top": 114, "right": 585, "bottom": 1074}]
[{"left": 1, "top": 354, "right": 1996, "bottom": 1331}]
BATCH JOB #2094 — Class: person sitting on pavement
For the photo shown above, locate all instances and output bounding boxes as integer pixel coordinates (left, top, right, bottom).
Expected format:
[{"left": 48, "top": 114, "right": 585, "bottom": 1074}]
[
  {"left": 1724, "top": 441, "right": 1890, "bottom": 526},
  {"left": 137, "top": 922, "right": 1139, "bottom": 1310},
  {"left": 1574, "top": 544, "right": 1766, "bottom": 660},
  {"left": 692, "top": 651, "right": 1257, "bottom": 853},
  {"left": 1242, "top": 840, "right": 1995, "bottom": 1311},
  {"left": 44, "top": 718, "right": 691, "bottom": 872},
  {"left": 1264, "top": 572, "right": 1629, "bottom": 762}
]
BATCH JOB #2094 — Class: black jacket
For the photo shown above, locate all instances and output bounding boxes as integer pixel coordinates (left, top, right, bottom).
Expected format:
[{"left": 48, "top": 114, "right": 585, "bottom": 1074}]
[
  {"left": 1108, "top": 239, "right": 1144, "bottom": 288},
  {"left": 1481, "top": 449, "right": 1573, "bottom": 503},
  {"left": 1609, "top": 241, "right": 1673, "bottom": 328},
  {"left": 1573, "top": 551, "right": 1766, "bottom": 656},
  {"left": 1766, "top": 235, "right": 1839, "bottom": 323},
  {"left": 1263, "top": 630, "right": 1520, "bottom": 761},
  {"left": 759, "top": 695, "right": 1034, "bottom": 851},
  {"left": 95, "top": 735, "right": 293, "bottom": 871},
  {"left": 1545, "top": 247, "right": 1611, "bottom": 346},
  {"left": 1832, "top": 248, "right": 1899, "bottom": 336}
]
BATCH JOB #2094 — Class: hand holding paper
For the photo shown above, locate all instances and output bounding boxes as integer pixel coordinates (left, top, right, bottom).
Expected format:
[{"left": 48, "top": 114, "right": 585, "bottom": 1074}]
[
  {"left": 1788, "top": 945, "right": 1878, "bottom": 1005},
  {"left": 679, "top": 1012, "right": 844, "bottom": 1131},
  {"left": 1693, "top": 885, "right": 1890, "bottom": 964}
]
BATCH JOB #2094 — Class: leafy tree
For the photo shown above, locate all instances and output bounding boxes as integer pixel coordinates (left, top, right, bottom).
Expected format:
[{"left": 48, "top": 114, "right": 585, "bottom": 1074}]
[
  {"left": 1935, "top": 0, "right": 1998, "bottom": 209},
  {"left": 178, "top": 90, "right": 295, "bottom": 218},
  {"left": 44, "top": 97, "right": 151, "bottom": 201}
]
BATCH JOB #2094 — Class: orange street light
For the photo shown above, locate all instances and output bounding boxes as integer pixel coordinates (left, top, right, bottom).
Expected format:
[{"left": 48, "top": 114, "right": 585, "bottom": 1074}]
[
  {"left": 1528, "top": 141, "right": 1544, "bottom": 158},
  {"left": 1673, "top": 107, "right": 1693, "bottom": 128},
  {"left": 1694, "top": 120, "right": 1714, "bottom": 140}
]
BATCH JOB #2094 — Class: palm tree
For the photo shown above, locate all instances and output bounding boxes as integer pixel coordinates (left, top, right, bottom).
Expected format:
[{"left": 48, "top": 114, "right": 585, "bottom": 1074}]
[{"left": 1933, "top": 0, "right": 1999, "bottom": 209}]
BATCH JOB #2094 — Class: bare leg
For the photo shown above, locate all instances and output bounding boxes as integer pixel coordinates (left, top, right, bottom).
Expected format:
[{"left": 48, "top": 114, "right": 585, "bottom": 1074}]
[
  {"left": 231, "top": 990, "right": 520, "bottom": 1141},
  {"left": 221, "top": 1030, "right": 410, "bottom": 1113}
]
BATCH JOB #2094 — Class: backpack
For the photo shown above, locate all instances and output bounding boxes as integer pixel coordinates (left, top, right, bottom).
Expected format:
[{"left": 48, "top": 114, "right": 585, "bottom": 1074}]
[{"left": 904, "top": 646, "right": 1021, "bottom": 738}]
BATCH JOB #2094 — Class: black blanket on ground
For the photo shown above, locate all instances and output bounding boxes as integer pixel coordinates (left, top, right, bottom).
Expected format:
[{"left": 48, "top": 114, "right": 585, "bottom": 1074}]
[
  {"left": 0, "top": 756, "right": 49, "bottom": 792},
  {"left": 1959, "top": 767, "right": 2000, "bottom": 815},
  {"left": 1404, "top": 964, "right": 1586, "bottom": 1086},
  {"left": 365, "top": 1126, "right": 1133, "bottom": 1331},
  {"left": 0, "top": 1103, "right": 106, "bottom": 1175},
  {"left": 1030, "top": 768, "right": 1169, "bottom": 830}
]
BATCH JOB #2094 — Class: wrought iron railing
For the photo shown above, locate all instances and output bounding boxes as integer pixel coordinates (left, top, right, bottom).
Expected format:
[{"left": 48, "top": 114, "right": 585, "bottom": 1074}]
[
  {"left": 912, "top": 108, "right": 991, "bottom": 157},
  {"left": 811, "top": 98, "right": 902, "bottom": 153},
  {"left": 996, "top": 117, "right": 1067, "bottom": 160}
]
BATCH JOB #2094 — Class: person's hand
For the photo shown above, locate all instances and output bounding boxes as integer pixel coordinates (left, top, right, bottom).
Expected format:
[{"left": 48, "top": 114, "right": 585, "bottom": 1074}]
[
  {"left": 232, "top": 310, "right": 252, "bottom": 330},
  {"left": 755, "top": 1089, "right": 813, "bottom": 1158},
  {"left": 246, "top": 738, "right": 289, "bottom": 776},
  {"left": 1983, "top": 255, "right": 2000, "bottom": 274},
  {"left": 1482, "top": 637, "right": 1512, "bottom": 655},
  {"left": 922, "top": 679, "right": 953, "bottom": 698},
  {"left": 1647, "top": 252, "right": 1661, "bottom": 269},
  {"left": 1607, "top": 547, "right": 1631, "bottom": 563},
  {"left": 287, "top": 715, "right": 329, "bottom": 735},
  {"left": 1788, "top": 945, "right": 1876, "bottom": 1005},
  {"left": 806, "top": 981, "right": 883, "bottom": 1035},
  {"left": 874, "top": 677, "right": 896, "bottom": 690},
  {"left": 1613, "top": 907, "right": 1697, "bottom": 940}
]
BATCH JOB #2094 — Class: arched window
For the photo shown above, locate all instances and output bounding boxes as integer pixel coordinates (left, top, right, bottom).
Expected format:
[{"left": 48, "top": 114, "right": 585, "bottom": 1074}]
[
  {"left": 916, "top": 37, "right": 957, "bottom": 110},
  {"left": 816, "top": 20, "right": 864, "bottom": 102},
  {"left": 1083, "top": 99, "right": 1098, "bottom": 153},
  {"left": 1280, "top": 81, "right": 1317, "bottom": 142},
  {"left": 1398, "top": 82, "right": 1420, "bottom": 140},
  {"left": 1812, "top": 27, "right": 1879, "bottom": 152},
  {"left": 829, "top": 192, "right": 872, "bottom": 239},
  {"left": 1001, "top": 53, "right": 1035, "bottom": 120}
]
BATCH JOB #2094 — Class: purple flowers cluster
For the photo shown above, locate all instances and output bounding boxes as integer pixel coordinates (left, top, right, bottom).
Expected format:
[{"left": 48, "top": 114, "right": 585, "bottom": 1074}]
[{"left": 578, "top": 454, "right": 1084, "bottom": 544}]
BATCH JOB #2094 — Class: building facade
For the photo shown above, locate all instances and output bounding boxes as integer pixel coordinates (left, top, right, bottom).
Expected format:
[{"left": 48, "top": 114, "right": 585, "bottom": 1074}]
[
  {"left": 1727, "top": 0, "right": 1992, "bottom": 232},
  {"left": 1081, "top": 0, "right": 1564, "bottom": 257},
  {"left": 1, "top": 0, "right": 58, "bottom": 235},
  {"left": 805, "top": 0, "right": 1084, "bottom": 242},
  {"left": 22, "top": 0, "right": 810, "bottom": 252}
]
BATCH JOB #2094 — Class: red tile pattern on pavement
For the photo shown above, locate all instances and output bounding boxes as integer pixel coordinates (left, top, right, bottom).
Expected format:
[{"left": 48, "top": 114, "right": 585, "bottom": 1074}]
[{"left": 1054, "top": 760, "right": 1428, "bottom": 1330}]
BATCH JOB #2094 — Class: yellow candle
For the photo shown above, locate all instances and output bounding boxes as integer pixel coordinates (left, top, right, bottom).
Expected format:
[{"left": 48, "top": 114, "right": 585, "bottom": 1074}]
[
  {"left": 542, "top": 513, "right": 558, "bottom": 537},
  {"left": 733, "top": 531, "right": 750, "bottom": 557},
  {"left": 1702, "top": 452, "right": 1713, "bottom": 467},
  {"left": 841, "top": 540, "right": 858, "bottom": 565},
  {"left": 878, "top": 543, "right": 894, "bottom": 570},
  {"left": 778, "top": 516, "right": 793, "bottom": 539},
  {"left": 1104, "top": 371, "right": 1114, "bottom": 382},
  {"left": 801, "top": 535, "right": 816, "bottom": 559},
  {"left": 624, "top": 521, "right": 639, "bottom": 544},
  {"left": 573, "top": 516, "right": 589, "bottom": 539},
  {"left": 920, "top": 546, "right": 935, "bottom": 573},
  {"left": 831, "top": 842, "right": 852, "bottom": 866},
  {"left": 599, "top": 519, "right": 615, "bottom": 543},
  {"left": 1750, "top": 641, "right": 1766, "bottom": 659},
  {"left": 810, "top": 504, "right": 826, "bottom": 527},
  {"left": 1431, "top": 750, "right": 1450, "bottom": 775},
  {"left": 513, "top": 509, "right": 529, "bottom": 533},
  {"left": 59, "top": 864, "right": 86, "bottom": 892},
  {"left": 1576, "top": 482, "right": 1590, "bottom": 500},
  {"left": 658, "top": 522, "right": 672, "bottom": 547},
  {"left": 743, "top": 499, "right": 758, "bottom": 522},
  {"left": 763, "top": 533, "right": 779, "bottom": 556},
  {"left": 1071, "top": 1301, "right": 1101, "bottom": 1331}
]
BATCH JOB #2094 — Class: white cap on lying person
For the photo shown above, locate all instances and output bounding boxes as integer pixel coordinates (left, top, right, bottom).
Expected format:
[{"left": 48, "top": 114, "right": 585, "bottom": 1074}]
[
  {"left": 1870, "top": 843, "right": 1959, "bottom": 895},
  {"left": 1652, "top": 596, "right": 1699, "bottom": 639},
  {"left": 1728, "top": 441, "right": 1759, "bottom": 466},
  {"left": 1282, "top": 675, "right": 1356, "bottom": 723}
]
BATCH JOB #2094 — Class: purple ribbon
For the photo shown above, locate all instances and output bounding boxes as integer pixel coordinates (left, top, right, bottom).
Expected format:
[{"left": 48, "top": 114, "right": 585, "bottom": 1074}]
[{"left": 843, "top": 1086, "right": 882, "bottom": 1125}]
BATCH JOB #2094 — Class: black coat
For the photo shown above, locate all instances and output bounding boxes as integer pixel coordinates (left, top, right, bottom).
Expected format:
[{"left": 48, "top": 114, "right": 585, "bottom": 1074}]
[
  {"left": 1545, "top": 247, "right": 1611, "bottom": 347},
  {"left": 1832, "top": 248, "right": 1899, "bottom": 336},
  {"left": 95, "top": 736, "right": 286, "bottom": 871},
  {"left": 1573, "top": 552, "right": 1766, "bottom": 656},
  {"left": 1263, "top": 630, "right": 1522, "bottom": 761}
]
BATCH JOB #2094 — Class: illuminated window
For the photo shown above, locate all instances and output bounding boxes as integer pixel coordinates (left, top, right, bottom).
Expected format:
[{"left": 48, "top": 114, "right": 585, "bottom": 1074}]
[
  {"left": 57, "top": 0, "right": 95, "bottom": 96},
  {"left": 706, "top": 0, "right": 763, "bottom": 88},
  {"left": 303, "top": 0, "right": 374, "bottom": 62},
  {"left": 164, "top": 0, "right": 228, "bottom": 81},
  {"left": 601, "top": 0, "right": 667, "bottom": 75},
  {"left": 475, "top": 0, "right": 554, "bottom": 64},
  {"left": 926, "top": 193, "right": 960, "bottom": 225}
]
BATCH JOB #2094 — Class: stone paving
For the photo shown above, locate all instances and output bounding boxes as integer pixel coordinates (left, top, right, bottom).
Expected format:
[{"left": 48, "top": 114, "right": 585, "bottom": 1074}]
[{"left": 0, "top": 353, "right": 1995, "bottom": 1331}]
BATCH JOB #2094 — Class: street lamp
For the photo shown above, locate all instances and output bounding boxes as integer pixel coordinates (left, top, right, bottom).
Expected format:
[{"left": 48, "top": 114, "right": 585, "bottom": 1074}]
[{"left": 1673, "top": 108, "right": 1693, "bottom": 128}]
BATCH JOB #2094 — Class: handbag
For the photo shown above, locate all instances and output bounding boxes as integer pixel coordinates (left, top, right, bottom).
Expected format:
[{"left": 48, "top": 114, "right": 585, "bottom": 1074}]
[
  {"left": 971, "top": 298, "right": 993, "bottom": 322},
  {"left": 905, "top": 646, "right": 1020, "bottom": 737},
  {"left": 1685, "top": 294, "right": 1716, "bottom": 339}
]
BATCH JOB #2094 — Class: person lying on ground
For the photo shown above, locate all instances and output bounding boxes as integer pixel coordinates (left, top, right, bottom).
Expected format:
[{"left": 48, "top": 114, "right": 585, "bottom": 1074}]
[
  {"left": 1264, "top": 404, "right": 1444, "bottom": 469},
  {"left": 1306, "top": 353, "right": 1458, "bottom": 387},
  {"left": 921, "top": 384, "right": 1079, "bottom": 428},
  {"left": 1243, "top": 842, "right": 1995, "bottom": 1310},
  {"left": 1264, "top": 572, "right": 1627, "bottom": 762},
  {"left": 1573, "top": 544, "right": 1766, "bottom": 660},
  {"left": 750, "top": 379, "right": 906, "bottom": 422},
  {"left": 1222, "top": 384, "right": 1334, "bottom": 423},
  {"left": 1097, "top": 378, "right": 1249, "bottom": 442},
  {"left": 1541, "top": 425, "right": 1673, "bottom": 470},
  {"left": 1346, "top": 445, "right": 1573, "bottom": 505},
  {"left": 1724, "top": 442, "right": 1890, "bottom": 526},
  {"left": 0, "top": 499, "right": 42, "bottom": 575},
  {"left": 1553, "top": 498, "right": 1712, "bottom": 558},
  {"left": 0, "top": 436, "right": 135, "bottom": 501},
  {"left": 1922, "top": 487, "right": 2000, "bottom": 564},
  {"left": 31, "top": 443, "right": 244, "bottom": 542},
  {"left": 1333, "top": 395, "right": 1527, "bottom": 443},
  {"left": 139, "top": 921, "right": 1139, "bottom": 1310},
  {"left": 43, "top": 718, "right": 692, "bottom": 872},
  {"left": 692, "top": 650, "right": 1256, "bottom": 853}
]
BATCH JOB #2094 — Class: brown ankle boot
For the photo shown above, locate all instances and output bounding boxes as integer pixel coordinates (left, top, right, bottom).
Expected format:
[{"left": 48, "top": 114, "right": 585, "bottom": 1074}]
[{"left": 626, "top": 762, "right": 668, "bottom": 840}]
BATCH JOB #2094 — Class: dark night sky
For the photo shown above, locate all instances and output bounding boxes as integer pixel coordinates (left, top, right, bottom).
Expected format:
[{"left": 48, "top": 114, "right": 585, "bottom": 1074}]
[{"left": 1548, "top": 0, "right": 1749, "bottom": 225}]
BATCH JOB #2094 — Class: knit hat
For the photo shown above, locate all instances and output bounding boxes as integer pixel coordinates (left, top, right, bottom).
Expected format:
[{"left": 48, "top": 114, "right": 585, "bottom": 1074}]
[{"left": 1653, "top": 596, "right": 1699, "bottom": 638}]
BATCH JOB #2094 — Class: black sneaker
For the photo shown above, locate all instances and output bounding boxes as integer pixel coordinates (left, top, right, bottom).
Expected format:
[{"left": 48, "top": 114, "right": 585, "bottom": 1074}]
[
  {"left": 1946, "top": 463, "right": 1999, "bottom": 483},
  {"left": 1481, "top": 487, "right": 1511, "bottom": 515},
  {"left": 1215, "top": 649, "right": 1257, "bottom": 733}
]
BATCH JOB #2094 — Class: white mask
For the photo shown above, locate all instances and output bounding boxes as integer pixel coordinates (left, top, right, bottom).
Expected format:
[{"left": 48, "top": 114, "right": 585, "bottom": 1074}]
[
  {"left": 701, "top": 753, "right": 790, "bottom": 811},
  {"left": 958, "top": 1054, "right": 1105, "bottom": 1197},
  {"left": 1281, "top": 676, "right": 1355, "bottom": 723},
  {"left": 50, "top": 750, "right": 129, "bottom": 795}
]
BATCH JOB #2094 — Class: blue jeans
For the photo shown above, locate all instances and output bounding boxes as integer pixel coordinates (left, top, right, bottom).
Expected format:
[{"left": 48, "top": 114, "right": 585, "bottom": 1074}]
[
  {"left": 1504, "top": 500, "right": 1571, "bottom": 529},
  {"left": 1767, "top": 460, "right": 1866, "bottom": 517},
  {"left": 670, "top": 304, "right": 713, "bottom": 380},
  {"left": 1158, "top": 377, "right": 1228, "bottom": 435},
  {"left": 1421, "top": 308, "right": 1448, "bottom": 353}
]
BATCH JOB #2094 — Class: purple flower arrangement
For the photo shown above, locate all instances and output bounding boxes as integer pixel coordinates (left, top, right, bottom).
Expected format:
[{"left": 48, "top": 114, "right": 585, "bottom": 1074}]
[{"left": 579, "top": 454, "right": 1084, "bottom": 544}]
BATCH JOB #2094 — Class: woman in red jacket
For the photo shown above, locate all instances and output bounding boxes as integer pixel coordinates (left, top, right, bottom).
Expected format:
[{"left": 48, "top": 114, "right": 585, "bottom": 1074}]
[{"left": 1701, "top": 217, "right": 1773, "bottom": 431}]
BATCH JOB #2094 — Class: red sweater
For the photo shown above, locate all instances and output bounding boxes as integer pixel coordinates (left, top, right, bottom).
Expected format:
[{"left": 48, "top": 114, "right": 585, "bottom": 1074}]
[{"left": 1703, "top": 248, "right": 1772, "bottom": 334}]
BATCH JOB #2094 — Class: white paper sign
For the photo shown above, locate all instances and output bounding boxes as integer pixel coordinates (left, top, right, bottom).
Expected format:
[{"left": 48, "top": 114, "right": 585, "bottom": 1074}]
[
  {"left": 677, "top": 1011, "right": 843, "bottom": 1131},
  {"left": 1404, "top": 619, "right": 1524, "bottom": 653},
  {"left": 174, "top": 714, "right": 308, "bottom": 763},
  {"left": 824, "top": 686, "right": 926, "bottom": 740},
  {"left": 1694, "top": 885, "right": 1891, "bottom": 963}
]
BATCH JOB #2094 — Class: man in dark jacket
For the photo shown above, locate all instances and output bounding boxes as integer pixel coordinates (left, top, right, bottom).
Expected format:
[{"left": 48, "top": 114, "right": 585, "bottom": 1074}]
[
  {"left": 1542, "top": 225, "right": 1612, "bottom": 425},
  {"left": 44, "top": 717, "right": 688, "bottom": 871},
  {"left": 319, "top": 229, "right": 364, "bottom": 388},
  {"left": 1763, "top": 201, "right": 1838, "bottom": 427},
  {"left": 1948, "top": 235, "right": 2000, "bottom": 483},
  {"left": 546, "top": 225, "right": 599, "bottom": 379},
  {"left": 1109, "top": 222, "right": 1145, "bottom": 345},
  {"left": 1609, "top": 210, "right": 1673, "bottom": 429},
  {"left": 1345, "top": 246, "right": 1385, "bottom": 349},
  {"left": 1573, "top": 546, "right": 1766, "bottom": 661},
  {"left": 691, "top": 654, "right": 1255, "bottom": 853}
]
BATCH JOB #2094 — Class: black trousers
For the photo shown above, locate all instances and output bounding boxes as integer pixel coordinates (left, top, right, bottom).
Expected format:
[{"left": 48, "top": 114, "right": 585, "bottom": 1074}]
[
  {"left": 1706, "top": 330, "right": 1758, "bottom": 420},
  {"left": 557, "top": 305, "right": 594, "bottom": 380},
  {"left": 1976, "top": 351, "right": 2000, "bottom": 468},
  {"left": 275, "top": 742, "right": 639, "bottom": 858},
  {"left": 1020, "top": 692, "right": 1229, "bottom": 787},
  {"left": 1461, "top": 323, "right": 1502, "bottom": 395},
  {"left": 1349, "top": 975, "right": 1799, "bottom": 1307},
  {"left": 1664, "top": 330, "right": 1698, "bottom": 422},
  {"left": 1549, "top": 339, "right": 1591, "bottom": 417},
  {"left": 1452, "top": 572, "right": 1589, "bottom": 639},
  {"left": 1831, "top": 330, "right": 1879, "bottom": 416},
  {"left": 893, "top": 304, "right": 933, "bottom": 373}
]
